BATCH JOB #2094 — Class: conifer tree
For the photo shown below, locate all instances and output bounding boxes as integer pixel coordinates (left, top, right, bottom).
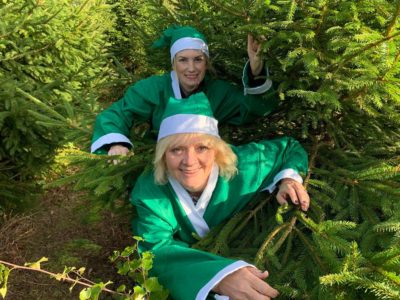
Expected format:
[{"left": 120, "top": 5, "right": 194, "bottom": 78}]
[
  {"left": 0, "top": 0, "right": 115, "bottom": 211},
  {"left": 46, "top": 0, "right": 399, "bottom": 298}
]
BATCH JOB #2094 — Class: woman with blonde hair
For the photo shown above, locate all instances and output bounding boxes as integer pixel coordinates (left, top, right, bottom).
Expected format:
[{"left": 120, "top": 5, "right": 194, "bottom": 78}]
[{"left": 130, "top": 92, "right": 310, "bottom": 300}]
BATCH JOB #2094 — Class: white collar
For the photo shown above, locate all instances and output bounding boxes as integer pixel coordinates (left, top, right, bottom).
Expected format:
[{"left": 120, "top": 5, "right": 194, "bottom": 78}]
[{"left": 168, "top": 164, "right": 219, "bottom": 237}]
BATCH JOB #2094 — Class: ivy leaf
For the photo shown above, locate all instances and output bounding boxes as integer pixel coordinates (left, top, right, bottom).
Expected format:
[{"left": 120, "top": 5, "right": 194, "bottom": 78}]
[{"left": 143, "top": 277, "right": 163, "bottom": 292}]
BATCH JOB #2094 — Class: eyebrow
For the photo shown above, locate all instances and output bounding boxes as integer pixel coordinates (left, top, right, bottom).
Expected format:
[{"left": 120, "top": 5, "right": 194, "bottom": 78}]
[{"left": 176, "top": 54, "right": 204, "bottom": 59}]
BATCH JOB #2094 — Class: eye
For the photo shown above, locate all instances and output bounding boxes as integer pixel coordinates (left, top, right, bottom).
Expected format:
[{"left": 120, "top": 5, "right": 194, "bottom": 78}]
[
  {"left": 177, "top": 57, "right": 188, "bottom": 63},
  {"left": 169, "top": 147, "right": 183, "bottom": 155},
  {"left": 194, "top": 56, "right": 205, "bottom": 63},
  {"left": 196, "top": 145, "right": 209, "bottom": 153}
]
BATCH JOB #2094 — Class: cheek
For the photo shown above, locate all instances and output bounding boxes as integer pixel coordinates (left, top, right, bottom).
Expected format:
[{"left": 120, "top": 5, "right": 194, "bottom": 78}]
[
  {"left": 204, "top": 152, "right": 216, "bottom": 167},
  {"left": 165, "top": 154, "right": 177, "bottom": 171}
]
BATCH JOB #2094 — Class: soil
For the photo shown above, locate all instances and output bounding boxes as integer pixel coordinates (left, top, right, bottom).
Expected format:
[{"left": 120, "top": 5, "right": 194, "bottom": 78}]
[{"left": 0, "top": 186, "right": 133, "bottom": 300}]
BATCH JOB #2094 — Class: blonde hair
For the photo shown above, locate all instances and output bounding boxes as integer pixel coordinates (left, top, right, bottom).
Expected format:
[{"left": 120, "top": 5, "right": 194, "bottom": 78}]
[{"left": 154, "top": 133, "right": 237, "bottom": 185}]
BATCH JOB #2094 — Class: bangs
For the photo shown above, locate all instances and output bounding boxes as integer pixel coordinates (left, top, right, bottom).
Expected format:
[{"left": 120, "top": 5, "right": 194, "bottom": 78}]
[{"left": 167, "top": 133, "right": 216, "bottom": 149}]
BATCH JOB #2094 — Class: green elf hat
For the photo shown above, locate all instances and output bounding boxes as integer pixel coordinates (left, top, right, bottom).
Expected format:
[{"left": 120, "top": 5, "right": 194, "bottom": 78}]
[
  {"left": 157, "top": 92, "right": 219, "bottom": 141},
  {"left": 152, "top": 25, "right": 209, "bottom": 63}
]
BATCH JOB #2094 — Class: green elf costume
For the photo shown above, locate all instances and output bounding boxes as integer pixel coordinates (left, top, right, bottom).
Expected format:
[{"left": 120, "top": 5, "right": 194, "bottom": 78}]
[
  {"left": 130, "top": 93, "right": 308, "bottom": 299},
  {"left": 91, "top": 25, "right": 278, "bottom": 153}
]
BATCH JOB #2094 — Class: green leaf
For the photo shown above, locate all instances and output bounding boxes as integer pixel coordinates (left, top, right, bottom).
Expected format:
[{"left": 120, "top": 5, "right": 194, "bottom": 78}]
[
  {"left": 143, "top": 277, "right": 163, "bottom": 292},
  {"left": 24, "top": 257, "right": 48, "bottom": 270},
  {"left": 79, "top": 288, "right": 91, "bottom": 300},
  {"left": 0, "top": 264, "right": 10, "bottom": 299},
  {"left": 132, "top": 286, "right": 146, "bottom": 300}
]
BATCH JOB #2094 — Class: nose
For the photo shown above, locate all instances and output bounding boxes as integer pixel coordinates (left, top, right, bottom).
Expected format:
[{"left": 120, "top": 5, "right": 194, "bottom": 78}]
[
  {"left": 183, "top": 148, "right": 196, "bottom": 165},
  {"left": 187, "top": 59, "right": 195, "bottom": 72}
]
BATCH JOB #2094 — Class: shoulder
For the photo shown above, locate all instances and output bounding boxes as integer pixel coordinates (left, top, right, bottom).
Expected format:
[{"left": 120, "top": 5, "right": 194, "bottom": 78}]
[
  {"left": 132, "top": 73, "right": 170, "bottom": 90},
  {"left": 130, "top": 170, "right": 169, "bottom": 205}
]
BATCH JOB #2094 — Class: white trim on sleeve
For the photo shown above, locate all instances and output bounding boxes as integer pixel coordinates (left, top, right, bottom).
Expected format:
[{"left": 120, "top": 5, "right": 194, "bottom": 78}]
[
  {"left": 90, "top": 133, "right": 132, "bottom": 153},
  {"left": 195, "top": 260, "right": 253, "bottom": 300},
  {"left": 263, "top": 168, "right": 303, "bottom": 193},
  {"left": 242, "top": 60, "right": 273, "bottom": 95}
]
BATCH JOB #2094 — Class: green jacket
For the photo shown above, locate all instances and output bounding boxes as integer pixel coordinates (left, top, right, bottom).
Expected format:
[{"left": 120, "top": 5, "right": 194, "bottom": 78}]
[
  {"left": 91, "top": 65, "right": 277, "bottom": 153},
  {"left": 130, "top": 137, "right": 308, "bottom": 300}
]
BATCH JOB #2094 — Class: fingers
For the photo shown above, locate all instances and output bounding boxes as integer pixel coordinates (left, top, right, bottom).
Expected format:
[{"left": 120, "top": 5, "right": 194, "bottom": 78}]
[
  {"left": 277, "top": 179, "right": 310, "bottom": 211},
  {"left": 248, "top": 268, "right": 279, "bottom": 299},
  {"left": 108, "top": 145, "right": 129, "bottom": 156},
  {"left": 248, "top": 268, "right": 269, "bottom": 280},
  {"left": 276, "top": 191, "right": 288, "bottom": 206},
  {"left": 213, "top": 267, "right": 279, "bottom": 300}
]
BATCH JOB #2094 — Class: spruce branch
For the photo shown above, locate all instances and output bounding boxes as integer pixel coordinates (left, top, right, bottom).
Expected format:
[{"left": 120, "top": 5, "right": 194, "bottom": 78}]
[
  {"left": 254, "top": 222, "right": 290, "bottom": 267},
  {"left": 385, "top": 0, "right": 400, "bottom": 37},
  {"left": 331, "top": 31, "right": 400, "bottom": 72},
  {"left": 209, "top": 0, "right": 245, "bottom": 17}
]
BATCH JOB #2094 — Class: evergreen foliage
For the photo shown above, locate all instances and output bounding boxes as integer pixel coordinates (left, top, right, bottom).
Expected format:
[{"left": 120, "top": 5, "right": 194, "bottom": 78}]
[
  {"left": 96, "top": 0, "right": 399, "bottom": 298},
  {"left": 0, "top": 0, "right": 114, "bottom": 211},
  {"left": 2, "top": 0, "right": 398, "bottom": 298}
]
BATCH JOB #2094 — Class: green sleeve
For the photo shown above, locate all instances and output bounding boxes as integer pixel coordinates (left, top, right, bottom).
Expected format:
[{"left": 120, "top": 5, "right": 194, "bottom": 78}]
[
  {"left": 255, "top": 137, "right": 309, "bottom": 189},
  {"left": 91, "top": 75, "right": 169, "bottom": 153}
]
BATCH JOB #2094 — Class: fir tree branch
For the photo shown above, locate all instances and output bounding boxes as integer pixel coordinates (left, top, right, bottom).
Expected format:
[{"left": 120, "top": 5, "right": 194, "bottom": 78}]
[
  {"left": 331, "top": 31, "right": 400, "bottom": 72},
  {"left": 293, "top": 227, "right": 327, "bottom": 271},
  {"left": 254, "top": 222, "right": 290, "bottom": 267},
  {"left": 304, "top": 136, "right": 321, "bottom": 189},
  {"left": 270, "top": 216, "right": 297, "bottom": 254},
  {"left": 373, "top": 266, "right": 400, "bottom": 287},
  {"left": 209, "top": 0, "right": 245, "bottom": 17},
  {"left": 385, "top": 0, "right": 400, "bottom": 37},
  {"left": 0, "top": 260, "right": 123, "bottom": 296},
  {"left": 0, "top": 44, "right": 52, "bottom": 62},
  {"left": 230, "top": 195, "right": 272, "bottom": 240}
]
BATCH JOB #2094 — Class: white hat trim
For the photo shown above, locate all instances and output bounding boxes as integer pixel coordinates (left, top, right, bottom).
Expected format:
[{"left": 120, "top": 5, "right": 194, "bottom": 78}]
[
  {"left": 158, "top": 114, "right": 219, "bottom": 141},
  {"left": 170, "top": 37, "right": 209, "bottom": 62}
]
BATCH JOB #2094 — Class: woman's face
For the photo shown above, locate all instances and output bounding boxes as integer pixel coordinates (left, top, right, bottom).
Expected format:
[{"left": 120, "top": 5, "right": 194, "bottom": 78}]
[
  {"left": 173, "top": 49, "right": 207, "bottom": 96},
  {"left": 165, "top": 135, "right": 215, "bottom": 193}
]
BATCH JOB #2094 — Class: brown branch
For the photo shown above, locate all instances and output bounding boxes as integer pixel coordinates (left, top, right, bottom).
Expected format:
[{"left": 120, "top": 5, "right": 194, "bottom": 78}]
[
  {"left": 270, "top": 216, "right": 298, "bottom": 254},
  {"left": 0, "top": 260, "right": 123, "bottom": 296},
  {"left": 254, "top": 222, "right": 290, "bottom": 267},
  {"left": 304, "top": 136, "right": 321, "bottom": 189},
  {"left": 332, "top": 31, "right": 400, "bottom": 71},
  {"left": 386, "top": 0, "right": 400, "bottom": 37}
]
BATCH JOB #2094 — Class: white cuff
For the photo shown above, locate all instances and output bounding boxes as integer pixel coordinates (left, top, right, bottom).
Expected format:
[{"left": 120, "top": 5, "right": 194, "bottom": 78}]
[
  {"left": 195, "top": 261, "right": 253, "bottom": 300},
  {"left": 242, "top": 60, "right": 273, "bottom": 95},
  {"left": 263, "top": 168, "right": 303, "bottom": 193},
  {"left": 90, "top": 133, "right": 132, "bottom": 153}
]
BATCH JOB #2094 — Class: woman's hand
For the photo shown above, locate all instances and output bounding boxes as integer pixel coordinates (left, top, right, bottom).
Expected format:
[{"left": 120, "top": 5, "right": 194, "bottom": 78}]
[
  {"left": 108, "top": 144, "right": 130, "bottom": 156},
  {"left": 277, "top": 178, "right": 310, "bottom": 211},
  {"left": 247, "top": 34, "right": 264, "bottom": 76},
  {"left": 212, "top": 267, "right": 279, "bottom": 300}
]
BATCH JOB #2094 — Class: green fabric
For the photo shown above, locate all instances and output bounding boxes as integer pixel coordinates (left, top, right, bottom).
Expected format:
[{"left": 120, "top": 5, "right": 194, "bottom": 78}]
[
  {"left": 91, "top": 73, "right": 278, "bottom": 152},
  {"left": 130, "top": 137, "right": 308, "bottom": 300},
  {"left": 162, "top": 92, "right": 215, "bottom": 120},
  {"left": 152, "top": 25, "right": 207, "bottom": 49}
]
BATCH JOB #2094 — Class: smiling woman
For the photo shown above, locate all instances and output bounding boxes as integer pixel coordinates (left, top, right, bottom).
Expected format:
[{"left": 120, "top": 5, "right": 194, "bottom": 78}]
[
  {"left": 130, "top": 92, "right": 310, "bottom": 300},
  {"left": 90, "top": 25, "right": 278, "bottom": 156},
  {"left": 173, "top": 51, "right": 207, "bottom": 97}
]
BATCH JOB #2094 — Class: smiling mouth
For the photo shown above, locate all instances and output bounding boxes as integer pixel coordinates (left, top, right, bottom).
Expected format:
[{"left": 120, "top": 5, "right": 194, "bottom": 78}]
[
  {"left": 185, "top": 74, "right": 198, "bottom": 79},
  {"left": 181, "top": 169, "right": 200, "bottom": 175}
]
